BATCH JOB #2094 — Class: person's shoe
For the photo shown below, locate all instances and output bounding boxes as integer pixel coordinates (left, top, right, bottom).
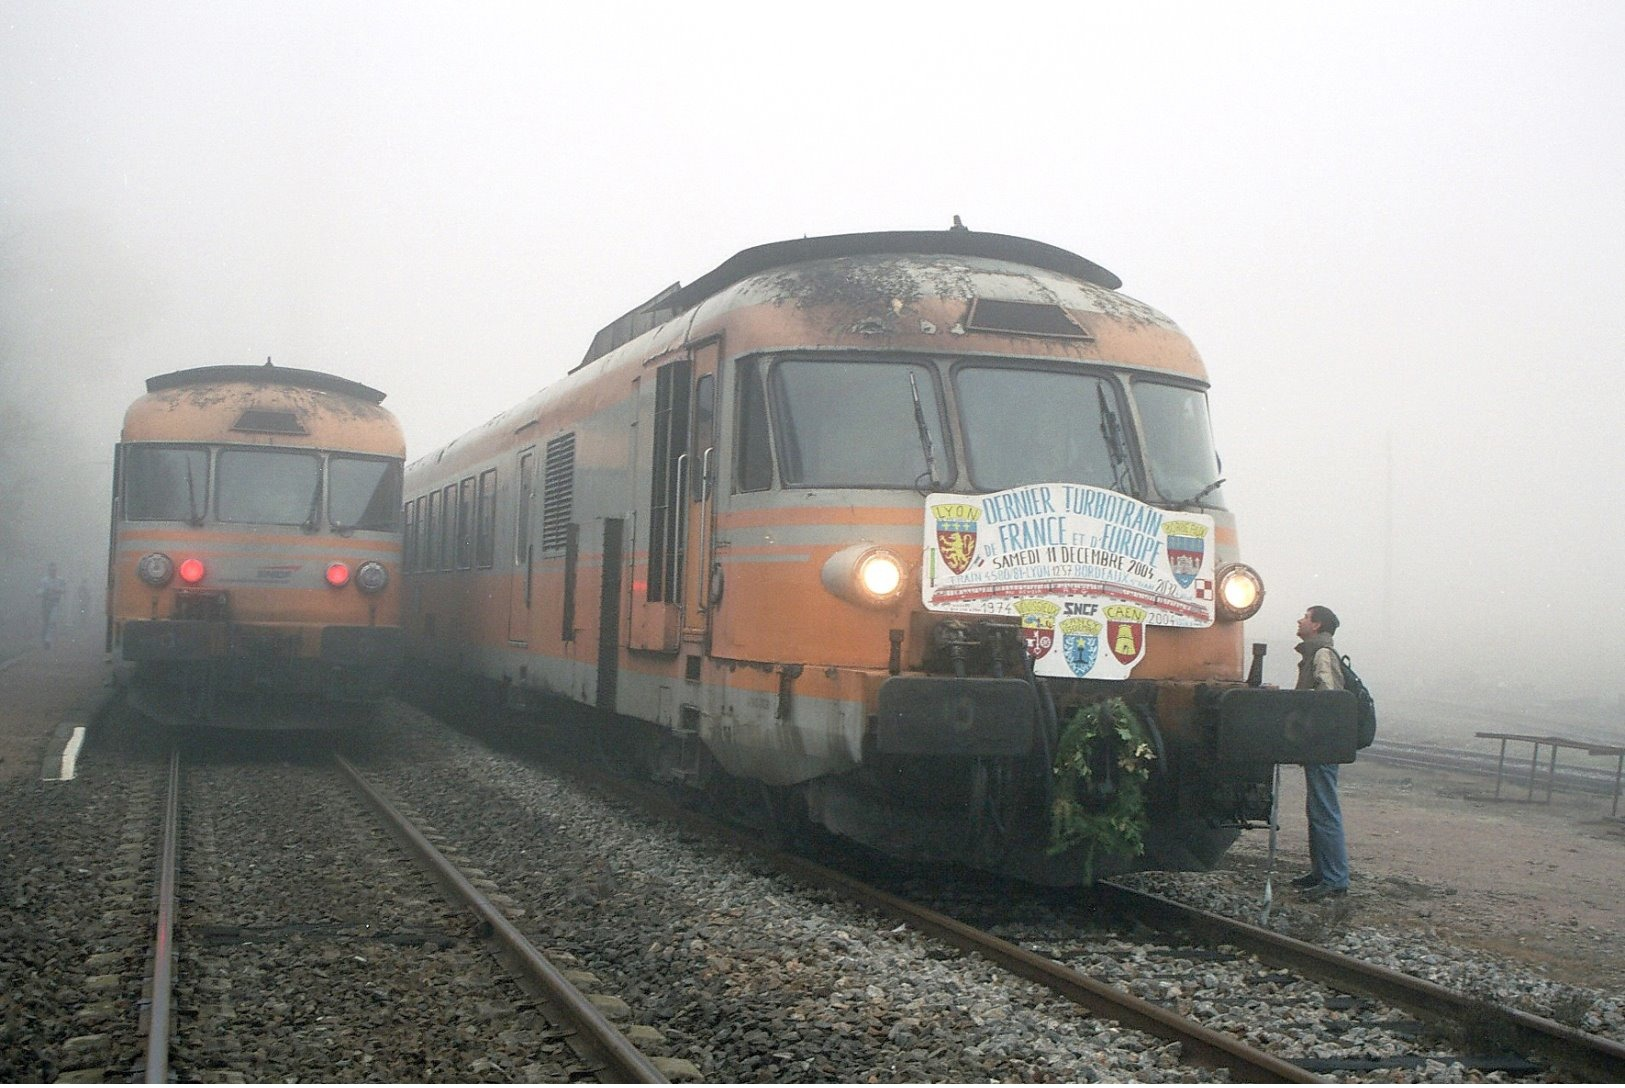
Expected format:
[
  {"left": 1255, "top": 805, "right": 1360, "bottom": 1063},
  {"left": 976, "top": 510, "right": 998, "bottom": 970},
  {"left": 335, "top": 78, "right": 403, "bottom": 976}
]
[
  {"left": 1288, "top": 872, "right": 1321, "bottom": 889},
  {"left": 1300, "top": 882, "right": 1347, "bottom": 902}
]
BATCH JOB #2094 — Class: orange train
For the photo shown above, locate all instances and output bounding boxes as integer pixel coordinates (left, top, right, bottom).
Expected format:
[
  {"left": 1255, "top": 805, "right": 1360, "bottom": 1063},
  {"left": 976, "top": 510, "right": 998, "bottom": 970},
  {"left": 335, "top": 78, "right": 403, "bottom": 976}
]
[
  {"left": 107, "top": 364, "right": 405, "bottom": 725},
  {"left": 404, "top": 228, "right": 1354, "bottom": 882}
]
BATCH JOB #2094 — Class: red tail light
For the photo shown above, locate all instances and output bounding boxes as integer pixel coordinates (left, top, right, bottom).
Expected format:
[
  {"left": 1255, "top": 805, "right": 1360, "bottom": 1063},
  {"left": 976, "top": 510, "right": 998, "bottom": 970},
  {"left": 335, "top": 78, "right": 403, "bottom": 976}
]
[
  {"left": 177, "top": 558, "right": 206, "bottom": 585},
  {"left": 325, "top": 562, "right": 351, "bottom": 587}
]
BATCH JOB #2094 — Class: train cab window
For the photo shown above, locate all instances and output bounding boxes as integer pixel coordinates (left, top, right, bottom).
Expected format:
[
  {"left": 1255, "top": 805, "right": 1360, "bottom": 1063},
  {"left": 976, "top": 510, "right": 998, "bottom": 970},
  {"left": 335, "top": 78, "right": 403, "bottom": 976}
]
[
  {"left": 476, "top": 468, "right": 497, "bottom": 568},
  {"left": 1132, "top": 380, "right": 1227, "bottom": 508},
  {"left": 955, "top": 367, "right": 1126, "bottom": 494},
  {"left": 734, "top": 360, "right": 773, "bottom": 493},
  {"left": 216, "top": 448, "right": 322, "bottom": 526},
  {"left": 329, "top": 456, "right": 402, "bottom": 532},
  {"left": 123, "top": 445, "right": 210, "bottom": 522},
  {"left": 770, "top": 359, "right": 951, "bottom": 488}
]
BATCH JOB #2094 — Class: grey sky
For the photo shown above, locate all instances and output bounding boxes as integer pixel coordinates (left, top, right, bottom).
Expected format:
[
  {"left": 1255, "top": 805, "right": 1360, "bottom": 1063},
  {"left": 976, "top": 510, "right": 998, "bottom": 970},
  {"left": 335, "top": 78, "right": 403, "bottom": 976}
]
[{"left": 4, "top": 1, "right": 1622, "bottom": 696}]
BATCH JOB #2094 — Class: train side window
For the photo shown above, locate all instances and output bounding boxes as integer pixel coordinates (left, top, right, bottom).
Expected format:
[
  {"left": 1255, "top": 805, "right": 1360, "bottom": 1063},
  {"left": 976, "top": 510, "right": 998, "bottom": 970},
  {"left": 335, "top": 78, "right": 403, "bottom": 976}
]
[
  {"left": 476, "top": 468, "right": 497, "bottom": 568},
  {"left": 422, "top": 500, "right": 435, "bottom": 574},
  {"left": 425, "top": 492, "right": 440, "bottom": 570},
  {"left": 735, "top": 359, "right": 773, "bottom": 493},
  {"left": 515, "top": 449, "right": 536, "bottom": 564},
  {"left": 440, "top": 484, "right": 457, "bottom": 570},
  {"left": 122, "top": 444, "right": 211, "bottom": 522},
  {"left": 456, "top": 477, "right": 476, "bottom": 569}
]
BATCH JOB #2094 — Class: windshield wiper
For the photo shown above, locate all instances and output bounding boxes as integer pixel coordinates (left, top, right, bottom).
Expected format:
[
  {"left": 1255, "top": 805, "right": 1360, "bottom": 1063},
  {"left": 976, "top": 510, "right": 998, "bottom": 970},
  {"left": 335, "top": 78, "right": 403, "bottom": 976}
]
[
  {"left": 908, "top": 371, "right": 940, "bottom": 494},
  {"left": 302, "top": 471, "right": 324, "bottom": 534},
  {"left": 1177, "top": 477, "right": 1227, "bottom": 507},
  {"left": 1097, "top": 387, "right": 1133, "bottom": 493},
  {"left": 184, "top": 454, "right": 204, "bottom": 527}
]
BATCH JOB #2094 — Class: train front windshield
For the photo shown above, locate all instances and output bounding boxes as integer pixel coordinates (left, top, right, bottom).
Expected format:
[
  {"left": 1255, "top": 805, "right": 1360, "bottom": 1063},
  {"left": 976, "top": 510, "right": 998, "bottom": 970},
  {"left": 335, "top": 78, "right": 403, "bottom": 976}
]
[
  {"left": 764, "top": 359, "right": 1225, "bottom": 507},
  {"left": 122, "top": 444, "right": 403, "bottom": 530},
  {"left": 217, "top": 449, "right": 323, "bottom": 525},
  {"left": 771, "top": 360, "right": 951, "bottom": 487},
  {"left": 955, "top": 367, "right": 1122, "bottom": 492},
  {"left": 123, "top": 445, "right": 210, "bottom": 521},
  {"left": 328, "top": 456, "right": 402, "bottom": 531}
]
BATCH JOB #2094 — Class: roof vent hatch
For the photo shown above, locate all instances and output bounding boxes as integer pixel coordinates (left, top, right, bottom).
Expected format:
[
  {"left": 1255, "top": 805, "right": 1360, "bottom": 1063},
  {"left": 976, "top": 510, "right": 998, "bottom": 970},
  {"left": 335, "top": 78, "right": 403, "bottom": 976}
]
[
  {"left": 232, "top": 409, "right": 308, "bottom": 435},
  {"left": 965, "top": 298, "right": 1092, "bottom": 340}
]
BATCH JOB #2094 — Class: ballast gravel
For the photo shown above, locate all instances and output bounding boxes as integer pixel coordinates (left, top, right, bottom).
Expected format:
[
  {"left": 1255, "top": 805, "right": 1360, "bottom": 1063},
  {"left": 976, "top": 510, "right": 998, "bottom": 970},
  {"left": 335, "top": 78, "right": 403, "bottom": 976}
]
[
  {"left": 355, "top": 703, "right": 1622, "bottom": 1082},
  {"left": 2, "top": 695, "right": 1617, "bottom": 1084}
]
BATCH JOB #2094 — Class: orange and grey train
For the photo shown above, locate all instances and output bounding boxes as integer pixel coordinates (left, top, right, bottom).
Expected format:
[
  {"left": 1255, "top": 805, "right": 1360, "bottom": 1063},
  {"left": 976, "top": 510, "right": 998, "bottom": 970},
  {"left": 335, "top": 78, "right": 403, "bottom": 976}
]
[
  {"left": 108, "top": 364, "right": 406, "bottom": 725},
  {"left": 404, "top": 229, "right": 1355, "bottom": 883}
]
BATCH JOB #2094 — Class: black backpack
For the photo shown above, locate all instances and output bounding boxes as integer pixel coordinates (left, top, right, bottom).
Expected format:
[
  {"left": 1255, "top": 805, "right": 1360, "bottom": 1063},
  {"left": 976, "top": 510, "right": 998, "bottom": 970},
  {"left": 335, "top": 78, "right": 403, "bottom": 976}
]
[{"left": 1331, "top": 652, "right": 1377, "bottom": 748}]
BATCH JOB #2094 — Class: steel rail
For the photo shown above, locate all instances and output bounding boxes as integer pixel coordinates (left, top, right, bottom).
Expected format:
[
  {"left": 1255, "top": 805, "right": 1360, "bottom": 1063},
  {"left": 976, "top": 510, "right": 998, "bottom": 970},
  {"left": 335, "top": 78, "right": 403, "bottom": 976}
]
[
  {"left": 332, "top": 755, "right": 666, "bottom": 1085},
  {"left": 144, "top": 748, "right": 180, "bottom": 1083},
  {"left": 1097, "top": 880, "right": 1625, "bottom": 1082},
  {"left": 586, "top": 770, "right": 1317, "bottom": 1083}
]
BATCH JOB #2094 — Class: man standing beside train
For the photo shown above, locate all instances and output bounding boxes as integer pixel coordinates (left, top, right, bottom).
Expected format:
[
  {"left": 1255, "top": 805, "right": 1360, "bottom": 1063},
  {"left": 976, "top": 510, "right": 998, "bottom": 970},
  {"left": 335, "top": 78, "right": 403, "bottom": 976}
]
[{"left": 1291, "top": 605, "right": 1349, "bottom": 901}]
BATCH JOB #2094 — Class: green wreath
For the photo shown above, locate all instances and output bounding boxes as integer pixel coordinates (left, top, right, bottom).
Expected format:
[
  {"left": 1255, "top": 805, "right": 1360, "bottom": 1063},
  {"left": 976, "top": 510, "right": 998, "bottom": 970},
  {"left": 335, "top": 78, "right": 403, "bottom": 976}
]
[{"left": 1047, "top": 698, "right": 1157, "bottom": 880}]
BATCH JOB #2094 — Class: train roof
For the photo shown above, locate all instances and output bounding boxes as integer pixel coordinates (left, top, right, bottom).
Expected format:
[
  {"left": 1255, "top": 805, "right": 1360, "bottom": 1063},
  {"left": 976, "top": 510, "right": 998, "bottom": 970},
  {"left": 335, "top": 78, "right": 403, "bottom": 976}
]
[
  {"left": 581, "top": 228, "right": 1122, "bottom": 365},
  {"left": 145, "top": 363, "right": 387, "bottom": 404}
]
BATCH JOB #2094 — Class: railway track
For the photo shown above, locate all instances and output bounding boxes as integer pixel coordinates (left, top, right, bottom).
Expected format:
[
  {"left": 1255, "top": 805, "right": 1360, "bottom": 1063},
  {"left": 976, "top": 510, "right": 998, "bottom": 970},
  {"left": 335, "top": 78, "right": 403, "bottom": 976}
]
[
  {"left": 589, "top": 762, "right": 1624, "bottom": 1082},
  {"left": 408, "top": 693, "right": 1624, "bottom": 1083},
  {"left": 137, "top": 741, "right": 667, "bottom": 1083},
  {"left": 88, "top": 703, "right": 1616, "bottom": 1083},
  {"left": 1093, "top": 880, "right": 1625, "bottom": 1081}
]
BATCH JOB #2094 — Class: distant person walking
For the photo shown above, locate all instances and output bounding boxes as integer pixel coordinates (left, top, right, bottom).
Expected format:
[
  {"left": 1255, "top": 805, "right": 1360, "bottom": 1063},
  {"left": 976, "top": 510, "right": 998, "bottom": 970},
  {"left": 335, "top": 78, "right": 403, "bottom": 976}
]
[
  {"left": 1291, "top": 605, "right": 1349, "bottom": 901},
  {"left": 38, "top": 563, "right": 67, "bottom": 648}
]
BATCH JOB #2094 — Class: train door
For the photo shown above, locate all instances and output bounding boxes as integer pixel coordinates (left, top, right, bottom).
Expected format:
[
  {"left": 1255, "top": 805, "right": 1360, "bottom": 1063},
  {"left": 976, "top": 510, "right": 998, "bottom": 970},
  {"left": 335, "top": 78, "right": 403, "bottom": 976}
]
[
  {"left": 507, "top": 442, "right": 537, "bottom": 644},
  {"left": 630, "top": 341, "right": 720, "bottom": 653}
]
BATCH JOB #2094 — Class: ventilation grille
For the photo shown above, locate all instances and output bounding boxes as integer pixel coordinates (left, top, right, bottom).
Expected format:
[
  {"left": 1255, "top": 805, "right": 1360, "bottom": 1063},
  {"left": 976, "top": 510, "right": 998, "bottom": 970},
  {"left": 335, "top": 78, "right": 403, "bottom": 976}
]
[
  {"left": 232, "top": 409, "right": 307, "bottom": 435},
  {"left": 540, "top": 432, "right": 576, "bottom": 552},
  {"left": 965, "top": 298, "right": 1091, "bottom": 340}
]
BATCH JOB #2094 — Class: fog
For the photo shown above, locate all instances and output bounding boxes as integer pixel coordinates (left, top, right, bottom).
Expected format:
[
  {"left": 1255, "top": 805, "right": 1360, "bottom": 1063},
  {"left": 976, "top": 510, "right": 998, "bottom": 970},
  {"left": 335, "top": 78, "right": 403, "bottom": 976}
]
[{"left": 3, "top": 2, "right": 1622, "bottom": 716}]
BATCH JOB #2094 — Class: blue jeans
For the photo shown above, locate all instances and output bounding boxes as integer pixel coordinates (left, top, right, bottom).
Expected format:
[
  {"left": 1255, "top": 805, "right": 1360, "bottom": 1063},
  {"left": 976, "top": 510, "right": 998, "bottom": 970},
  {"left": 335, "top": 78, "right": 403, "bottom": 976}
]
[{"left": 1303, "top": 763, "right": 1349, "bottom": 889}]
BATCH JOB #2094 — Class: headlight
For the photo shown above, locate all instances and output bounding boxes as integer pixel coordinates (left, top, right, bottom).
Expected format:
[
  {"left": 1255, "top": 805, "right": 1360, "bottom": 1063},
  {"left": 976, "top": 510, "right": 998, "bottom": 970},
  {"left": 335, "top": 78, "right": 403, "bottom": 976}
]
[
  {"left": 821, "top": 544, "right": 908, "bottom": 608},
  {"left": 857, "top": 552, "right": 903, "bottom": 598},
  {"left": 1215, "top": 562, "right": 1264, "bottom": 621},
  {"left": 355, "top": 561, "right": 389, "bottom": 594},
  {"left": 137, "top": 552, "right": 174, "bottom": 588}
]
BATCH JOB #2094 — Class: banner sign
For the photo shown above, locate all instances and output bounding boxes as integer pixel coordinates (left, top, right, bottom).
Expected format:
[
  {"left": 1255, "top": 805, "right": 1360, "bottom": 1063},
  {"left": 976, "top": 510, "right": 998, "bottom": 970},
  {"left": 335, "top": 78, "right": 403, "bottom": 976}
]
[{"left": 923, "top": 483, "right": 1215, "bottom": 680}]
